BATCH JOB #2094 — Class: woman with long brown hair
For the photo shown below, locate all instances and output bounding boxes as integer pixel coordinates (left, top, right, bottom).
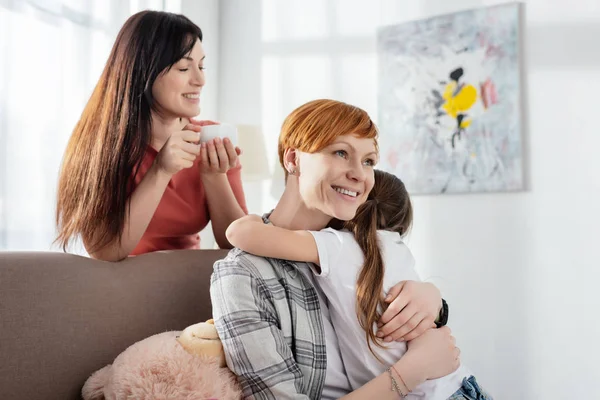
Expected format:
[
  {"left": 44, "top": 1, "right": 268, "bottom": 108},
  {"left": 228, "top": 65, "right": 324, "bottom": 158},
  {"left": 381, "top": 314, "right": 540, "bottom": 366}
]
[
  {"left": 56, "top": 11, "right": 247, "bottom": 261},
  {"left": 211, "top": 99, "right": 466, "bottom": 399}
]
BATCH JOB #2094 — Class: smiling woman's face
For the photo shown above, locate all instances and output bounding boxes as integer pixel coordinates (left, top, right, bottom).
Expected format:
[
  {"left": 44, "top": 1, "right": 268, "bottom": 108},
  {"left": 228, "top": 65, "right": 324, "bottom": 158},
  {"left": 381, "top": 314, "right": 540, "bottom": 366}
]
[
  {"left": 152, "top": 38, "right": 206, "bottom": 118},
  {"left": 296, "top": 134, "right": 378, "bottom": 222}
]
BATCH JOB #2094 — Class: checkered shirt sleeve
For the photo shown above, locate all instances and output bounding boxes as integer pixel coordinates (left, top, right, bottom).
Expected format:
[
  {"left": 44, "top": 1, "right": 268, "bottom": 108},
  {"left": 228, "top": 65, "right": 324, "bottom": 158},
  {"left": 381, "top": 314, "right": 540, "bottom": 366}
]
[{"left": 210, "top": 249, "right": 327, "bottom": 400}]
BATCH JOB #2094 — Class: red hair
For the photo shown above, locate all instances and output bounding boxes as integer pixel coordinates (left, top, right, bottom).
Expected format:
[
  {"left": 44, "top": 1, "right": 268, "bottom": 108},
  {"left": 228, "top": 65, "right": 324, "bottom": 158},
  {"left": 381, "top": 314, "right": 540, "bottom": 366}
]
[{"left": 278, "top": 99, "right": 378, "bottom": 176}]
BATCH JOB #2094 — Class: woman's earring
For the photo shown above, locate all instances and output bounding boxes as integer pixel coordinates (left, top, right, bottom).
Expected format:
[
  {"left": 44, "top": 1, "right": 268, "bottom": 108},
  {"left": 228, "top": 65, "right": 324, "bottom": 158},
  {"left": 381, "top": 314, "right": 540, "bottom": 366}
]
[{"left": 289, "top": 169, "right": 297, "bottom": 175}]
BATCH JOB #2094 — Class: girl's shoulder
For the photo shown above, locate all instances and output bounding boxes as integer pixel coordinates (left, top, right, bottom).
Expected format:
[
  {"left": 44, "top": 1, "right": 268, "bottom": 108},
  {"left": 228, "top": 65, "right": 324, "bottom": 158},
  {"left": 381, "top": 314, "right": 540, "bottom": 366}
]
[
  {"left": 312, "top": 227, "right": 355, "bottom": 245},
  {"left": 376, "top": 230, "right": 404, "bottom": 244},
  {"left": 314, "top": 229, "right": 403, "bottom": 248}
]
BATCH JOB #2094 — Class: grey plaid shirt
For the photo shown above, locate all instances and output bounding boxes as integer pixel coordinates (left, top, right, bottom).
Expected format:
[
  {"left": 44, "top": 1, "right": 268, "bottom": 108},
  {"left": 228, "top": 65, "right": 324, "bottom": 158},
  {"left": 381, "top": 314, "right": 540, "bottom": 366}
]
[{"left": 211, "top": 247, "right": 327, "bottom": 399}]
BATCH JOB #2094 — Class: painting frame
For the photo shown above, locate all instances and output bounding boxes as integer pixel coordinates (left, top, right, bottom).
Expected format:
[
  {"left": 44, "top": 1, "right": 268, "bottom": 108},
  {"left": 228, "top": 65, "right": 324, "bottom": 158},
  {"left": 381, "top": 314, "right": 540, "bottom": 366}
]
[{"left": 377, "top": 3, "right": 524, "bottom": 195}]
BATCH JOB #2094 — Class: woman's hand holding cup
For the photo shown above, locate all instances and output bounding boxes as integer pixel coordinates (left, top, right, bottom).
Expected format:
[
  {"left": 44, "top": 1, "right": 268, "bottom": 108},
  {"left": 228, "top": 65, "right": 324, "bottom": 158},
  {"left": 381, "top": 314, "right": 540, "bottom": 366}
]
[
  {"left": 155, "top": 123, "right": 202, "bottom": 175},
  {"left": 191, "top": 122, "right": 242, "bottom": 175}
]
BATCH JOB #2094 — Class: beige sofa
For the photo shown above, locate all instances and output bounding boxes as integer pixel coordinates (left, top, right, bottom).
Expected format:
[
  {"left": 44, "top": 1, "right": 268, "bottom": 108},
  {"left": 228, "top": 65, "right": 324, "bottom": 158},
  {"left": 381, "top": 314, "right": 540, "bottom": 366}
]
[{"left": 0, "top": 249, "right": 229, "bottom": 400}]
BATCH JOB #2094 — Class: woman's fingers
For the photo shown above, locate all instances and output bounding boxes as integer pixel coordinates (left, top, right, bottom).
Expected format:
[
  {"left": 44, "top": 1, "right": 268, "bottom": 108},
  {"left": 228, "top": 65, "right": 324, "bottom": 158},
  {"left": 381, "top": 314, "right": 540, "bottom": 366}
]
[
  {"left": 223, "top": 138, "right": 239, "bottom": 166},
  {"left": 200, "top": 142, "right": 210, "bottom": 169},
  {"left": 397, "top": 316, "right": 435, "bottom": 342},
  {"left": 183, "top": 124, "right": 202, "bottom": 133},
  {"left": 181, "top": 141, "right": 200, "bottom": 156},
  {"left": 177, "top": 149, "right": 194, "bottom": 167},
  {"left": 379, "top": 292, "right": 416, "bottom": 334},
  {"left": 380, "top": 281, "right": 442, "bottom": 338},
  {"left": 207, "top": 140, "right": 220, "bottom": 168},
  {"left": 189, "top": 119, "right": 219, "bottom": 127},
  {"left": 214, "top": 138, "right": 230, "bottom": 170},
  {"left": 199, "top": 138, "right": 240, "bottom": 174},
  {"left": 181, "top": 129, "right": 201, "bottom": 144},
  {"left": 179, "top": 149, "right": 197, "bottom": 162},
  {"left": 380, "top": 311, "right": 425, "bottom": 342},
  {"left": 383, "top": 281, "right": 406, "bottom": 303},
  {"left": 377, "top": 304, "right": 415, "bottom": 338}
]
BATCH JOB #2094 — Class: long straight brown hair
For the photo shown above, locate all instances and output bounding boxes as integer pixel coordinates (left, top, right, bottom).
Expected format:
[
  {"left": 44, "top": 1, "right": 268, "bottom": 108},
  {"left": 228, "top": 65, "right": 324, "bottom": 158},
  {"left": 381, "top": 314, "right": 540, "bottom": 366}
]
[
  {"left": 343, "top": 169, "right": 413, "bottom": 359},
  {"left": 55, "top": 11, "right": 202, "bottom": 253}
]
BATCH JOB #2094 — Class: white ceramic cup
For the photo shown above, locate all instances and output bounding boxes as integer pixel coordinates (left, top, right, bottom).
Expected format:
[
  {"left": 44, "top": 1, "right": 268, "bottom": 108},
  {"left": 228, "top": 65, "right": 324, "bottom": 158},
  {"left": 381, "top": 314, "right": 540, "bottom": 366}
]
[{"left": 200, "top": 123, "right": 238, "bottom": 147}]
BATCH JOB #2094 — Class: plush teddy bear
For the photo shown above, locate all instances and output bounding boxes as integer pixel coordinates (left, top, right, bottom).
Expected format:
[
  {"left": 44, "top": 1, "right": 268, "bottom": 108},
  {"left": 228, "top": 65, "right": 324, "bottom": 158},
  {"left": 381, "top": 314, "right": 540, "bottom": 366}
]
[{"left": 82, "top": 320, "right": 242, "bottom": 400}]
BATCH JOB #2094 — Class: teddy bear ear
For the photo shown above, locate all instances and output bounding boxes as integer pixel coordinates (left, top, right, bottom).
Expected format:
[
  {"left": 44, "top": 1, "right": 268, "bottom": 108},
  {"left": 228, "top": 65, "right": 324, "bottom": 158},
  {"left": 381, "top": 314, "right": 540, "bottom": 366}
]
[{"left": 81, "top": 364, "right": 111, "bottom": 400}]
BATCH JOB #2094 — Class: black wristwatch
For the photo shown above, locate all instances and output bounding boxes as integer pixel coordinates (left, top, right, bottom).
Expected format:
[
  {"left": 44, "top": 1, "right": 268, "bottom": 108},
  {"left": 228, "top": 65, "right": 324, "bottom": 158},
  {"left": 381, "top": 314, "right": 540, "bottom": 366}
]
[{"left": 434, "top": 299, "right": 449, "bottom": 328}]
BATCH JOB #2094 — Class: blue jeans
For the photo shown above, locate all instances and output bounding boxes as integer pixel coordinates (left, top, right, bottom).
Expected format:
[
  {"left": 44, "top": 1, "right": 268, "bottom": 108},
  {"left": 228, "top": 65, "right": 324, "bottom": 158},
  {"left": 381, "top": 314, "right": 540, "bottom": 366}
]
[{"left": 448, "top": 376, "right": 493, "bottom": 400}]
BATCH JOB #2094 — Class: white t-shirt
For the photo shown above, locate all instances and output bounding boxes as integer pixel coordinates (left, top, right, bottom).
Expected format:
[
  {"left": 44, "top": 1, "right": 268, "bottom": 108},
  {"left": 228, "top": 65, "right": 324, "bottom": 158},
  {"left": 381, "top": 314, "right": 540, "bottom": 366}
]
[
  {"left": 309, "top": 228, "right": 471, "bottom": 400},
  {"left": 295, "top": 263, "right": 352, "bottom": 399}
]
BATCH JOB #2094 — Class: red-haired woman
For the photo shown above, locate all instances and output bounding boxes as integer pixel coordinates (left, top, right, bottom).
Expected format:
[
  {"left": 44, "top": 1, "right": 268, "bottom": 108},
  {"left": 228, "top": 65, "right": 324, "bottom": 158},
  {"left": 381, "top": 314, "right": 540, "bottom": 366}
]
[
  {"left": 211, "top": 99, "right": 458, "bottom": 399},
  {"left": 56, "top": 11, "right": 247, "bottom": 261}
]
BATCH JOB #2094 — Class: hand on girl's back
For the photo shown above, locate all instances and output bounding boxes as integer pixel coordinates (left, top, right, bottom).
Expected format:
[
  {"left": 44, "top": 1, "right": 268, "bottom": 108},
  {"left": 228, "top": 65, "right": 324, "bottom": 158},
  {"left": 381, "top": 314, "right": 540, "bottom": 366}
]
[
  {"left": 378, "top": 281, "right": 441, "bottom": 342},
  {"left": 155, "top": 124, "right": 202, "bottom": 175}
]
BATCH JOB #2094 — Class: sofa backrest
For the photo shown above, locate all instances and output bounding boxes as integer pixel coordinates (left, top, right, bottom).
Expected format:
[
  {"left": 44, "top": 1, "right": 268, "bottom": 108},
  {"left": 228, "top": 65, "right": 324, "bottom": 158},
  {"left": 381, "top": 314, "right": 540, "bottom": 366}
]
[{"left": 0, "top": 249, "right": 228, "bottom": 400}]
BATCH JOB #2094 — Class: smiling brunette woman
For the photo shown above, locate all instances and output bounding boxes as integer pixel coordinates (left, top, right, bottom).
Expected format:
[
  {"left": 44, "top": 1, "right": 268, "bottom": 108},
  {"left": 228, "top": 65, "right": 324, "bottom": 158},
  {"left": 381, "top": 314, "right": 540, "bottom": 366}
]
[{"left": 56, "top": 11, "right": 247, "bottom": 261}]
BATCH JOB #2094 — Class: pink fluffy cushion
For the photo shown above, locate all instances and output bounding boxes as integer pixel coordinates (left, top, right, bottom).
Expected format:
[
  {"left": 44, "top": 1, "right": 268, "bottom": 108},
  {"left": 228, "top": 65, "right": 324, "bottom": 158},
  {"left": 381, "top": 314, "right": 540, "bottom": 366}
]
[{"left": 82, "top": 331, "right": 241, "bottom": 400}]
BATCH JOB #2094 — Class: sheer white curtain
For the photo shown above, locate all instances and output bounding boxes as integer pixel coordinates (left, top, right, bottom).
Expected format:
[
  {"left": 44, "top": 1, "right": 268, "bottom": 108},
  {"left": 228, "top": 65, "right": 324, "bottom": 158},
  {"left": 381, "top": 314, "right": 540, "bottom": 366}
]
[{"left": 0, "top": 0, "right": 180, "bottom": 251}]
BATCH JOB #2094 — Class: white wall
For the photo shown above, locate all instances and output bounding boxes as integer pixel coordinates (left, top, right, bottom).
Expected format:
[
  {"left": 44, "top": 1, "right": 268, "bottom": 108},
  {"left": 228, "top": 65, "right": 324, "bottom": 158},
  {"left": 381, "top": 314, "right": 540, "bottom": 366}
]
[
  {"left": 181, "top": 0, "right": 220, "bottom": 120},
  {"left": 187, "top": 0, "right": 600, "bottom": 397}
]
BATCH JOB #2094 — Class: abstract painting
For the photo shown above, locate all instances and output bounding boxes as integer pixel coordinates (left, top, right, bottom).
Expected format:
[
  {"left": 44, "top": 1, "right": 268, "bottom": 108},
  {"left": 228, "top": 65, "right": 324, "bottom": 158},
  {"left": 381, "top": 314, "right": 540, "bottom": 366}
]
[{"left": 377, "top": 4, "right": 523, "bottom": 194}]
